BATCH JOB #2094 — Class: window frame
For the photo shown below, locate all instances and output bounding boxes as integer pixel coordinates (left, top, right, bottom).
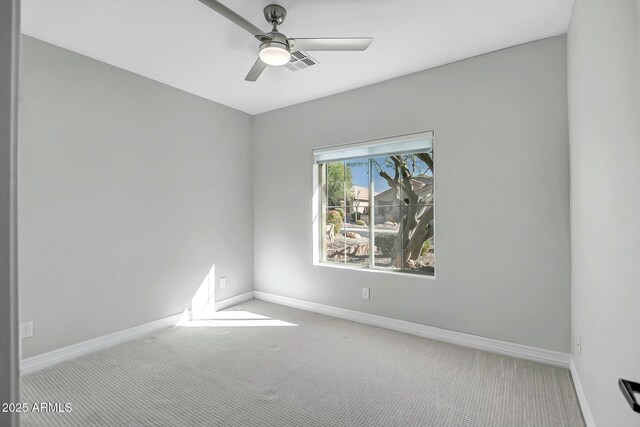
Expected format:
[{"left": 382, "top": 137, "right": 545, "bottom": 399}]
[{"left": 311, "top": 131, "right": 435, "bottom": 278}]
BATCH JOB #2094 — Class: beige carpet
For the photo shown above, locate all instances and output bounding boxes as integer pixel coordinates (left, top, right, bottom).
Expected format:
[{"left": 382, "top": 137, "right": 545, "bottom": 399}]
[{"left": 21, "top": 300, "right": 585, "bottom": 426}]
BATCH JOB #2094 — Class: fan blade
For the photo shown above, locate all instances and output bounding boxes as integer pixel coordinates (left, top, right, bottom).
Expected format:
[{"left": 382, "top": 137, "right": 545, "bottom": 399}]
[
  {"left": 289, "top": 37, "right": 373, "bottom": 52},
  {"left": 245, "top": 58, "right": 268, "bottom": 82},
  {"left": 198, "top": 0, "right": 268, "bottom": 40}
]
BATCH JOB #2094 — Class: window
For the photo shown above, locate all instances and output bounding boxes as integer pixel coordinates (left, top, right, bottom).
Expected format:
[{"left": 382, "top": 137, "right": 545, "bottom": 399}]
[{"left": 313, "top": 132, "right": 434, "bottom": 276}]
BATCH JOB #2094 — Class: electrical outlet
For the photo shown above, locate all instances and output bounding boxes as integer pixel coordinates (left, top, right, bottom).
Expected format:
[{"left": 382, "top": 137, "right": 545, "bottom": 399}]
[
  {"left": 220, "top": 277, "right": 226, "bottom": 289},
  {"left": 362, "top": 287, "right": 370, "bottom": 299},
  {"left": 20, "top": 321, "right": 33, "bottom": 339},
  {"left": 577, "top": 336, "right": 582, "bottom": 355}
]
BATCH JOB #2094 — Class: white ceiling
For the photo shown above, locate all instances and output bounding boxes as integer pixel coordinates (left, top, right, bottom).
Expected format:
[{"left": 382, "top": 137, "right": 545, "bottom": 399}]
[{"left": 22, "top": 0, "right": 574, "bottom": 115}]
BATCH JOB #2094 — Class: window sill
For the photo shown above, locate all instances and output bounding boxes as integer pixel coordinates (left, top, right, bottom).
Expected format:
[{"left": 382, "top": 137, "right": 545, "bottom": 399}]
[{"left": 313, "top": 261, "right": 436, "bottom": 279}]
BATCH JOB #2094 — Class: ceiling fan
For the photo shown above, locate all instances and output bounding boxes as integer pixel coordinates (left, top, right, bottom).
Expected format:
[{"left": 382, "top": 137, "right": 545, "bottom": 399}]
[{"left": 198, "top": 0, "right": 373, "bottom": 81}]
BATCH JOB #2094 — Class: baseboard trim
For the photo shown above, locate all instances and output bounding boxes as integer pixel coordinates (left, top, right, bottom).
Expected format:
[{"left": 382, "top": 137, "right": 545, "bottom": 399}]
[
  {"left": 214, "top": 291, "right": 255, "bottom": 311},
  {"left": 21, "top": 291, "right": 257, "bottom": 375},
  {"left": 253, "top": 291, "right": 571, "bottom": 368},
  {"left": 570, "top": 358, "right": 596, "bottom": 426},
  {"left": 20, "top": 312, "right": 183, "bottom": 375}
]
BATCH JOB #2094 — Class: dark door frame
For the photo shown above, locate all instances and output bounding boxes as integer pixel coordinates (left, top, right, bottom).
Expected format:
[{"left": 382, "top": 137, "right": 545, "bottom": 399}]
[{"left": 0, "top": 0, "right": 20, "bottom": 426}]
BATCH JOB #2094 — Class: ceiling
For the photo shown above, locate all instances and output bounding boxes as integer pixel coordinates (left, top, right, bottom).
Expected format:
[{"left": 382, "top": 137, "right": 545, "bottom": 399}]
[{"left": 22, "top": 0, "right": 574, "bottom": 115}]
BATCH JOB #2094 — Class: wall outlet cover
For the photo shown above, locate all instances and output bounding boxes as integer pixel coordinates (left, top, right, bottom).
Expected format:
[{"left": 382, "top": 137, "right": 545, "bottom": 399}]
[
  {"left": 577, "top": 335, "right": 582, "bottom": 355},
  {"left": 21, "top": 321, "right": 33, "bottom": 339},
  {"left": 220, "top": 277, "right": 226, "bottom": 288},
  {"left": 362, "top": 288, "right": 370, "bottom": 299}
]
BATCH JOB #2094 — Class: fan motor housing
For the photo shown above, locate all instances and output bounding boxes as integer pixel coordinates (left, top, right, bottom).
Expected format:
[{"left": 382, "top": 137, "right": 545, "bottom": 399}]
[{"left": 260, "top": 31, "right": 290, "bottom": 52}]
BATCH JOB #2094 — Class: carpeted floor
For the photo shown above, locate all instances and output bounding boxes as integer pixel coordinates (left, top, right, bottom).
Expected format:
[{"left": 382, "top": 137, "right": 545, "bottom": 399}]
[{"left": 21, "top": 300, "right": 585, "bottom": 426}]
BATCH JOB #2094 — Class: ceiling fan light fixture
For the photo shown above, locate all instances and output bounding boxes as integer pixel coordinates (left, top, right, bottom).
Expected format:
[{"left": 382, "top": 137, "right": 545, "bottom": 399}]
[
  {"left": 198, "top": 1, "right": 373, "bottom": 81},
  {"left": 259, "top": 42, "right": 291, "bottom": 66}
]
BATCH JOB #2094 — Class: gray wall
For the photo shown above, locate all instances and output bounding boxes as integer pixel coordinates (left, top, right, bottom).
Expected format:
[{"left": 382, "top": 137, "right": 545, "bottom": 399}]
[
  {"left": 19, "top": 36, "right": 254, "bottom": 358},
  {"left": 252, "top": 36, "right": 571, "bottom": 352},
  {"left": 568, "top": 0, "right": 640, "bottom": 425},
  {"left": 0, "top": 1, "right": 19, "bottom": 425}
]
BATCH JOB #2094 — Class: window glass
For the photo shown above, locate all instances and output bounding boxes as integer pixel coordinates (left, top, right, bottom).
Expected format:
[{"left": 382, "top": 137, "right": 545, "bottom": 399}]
[{"left": 317, "top": 135, "right": 434, "bottom": 276}]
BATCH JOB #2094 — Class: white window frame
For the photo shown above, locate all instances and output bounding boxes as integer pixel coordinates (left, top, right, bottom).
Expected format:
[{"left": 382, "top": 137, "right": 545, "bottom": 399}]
[{"left": 311, "top": 131, "right": 435, "bottom": 278}]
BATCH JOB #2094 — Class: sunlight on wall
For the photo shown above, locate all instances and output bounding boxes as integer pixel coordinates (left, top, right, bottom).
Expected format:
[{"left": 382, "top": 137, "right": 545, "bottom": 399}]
[
  {"left": 180, "top": 264, "right": 298, "bottom": 327},
  {"left": 190, "top": 264, "right": 216, "bottom": 320}
]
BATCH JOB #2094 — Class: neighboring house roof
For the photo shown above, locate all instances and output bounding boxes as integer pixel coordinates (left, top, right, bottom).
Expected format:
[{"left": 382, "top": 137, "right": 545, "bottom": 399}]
[
  {"left": 351, "top": 185, "right": 379, "bottom": 201},
  {"left": 374, "top": 176, "right": 433, "bottom": 201}
]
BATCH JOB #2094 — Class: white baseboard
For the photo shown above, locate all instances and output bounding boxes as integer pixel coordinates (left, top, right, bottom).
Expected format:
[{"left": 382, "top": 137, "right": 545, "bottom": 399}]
[
  {"left": 21, "top": 291, "right": 254, "bottom": 375},
  {"left": 214, "top": 291, "right": 255, "bottom": 311},
  {"left": 570, "top": 358, "right": 596, "bottom": 427},
  {"left": 253, "top": 291, "right": 571, "bottom": 368},
  {"left": 21, "top": 312, "right": 183, "bottom": 375}
]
